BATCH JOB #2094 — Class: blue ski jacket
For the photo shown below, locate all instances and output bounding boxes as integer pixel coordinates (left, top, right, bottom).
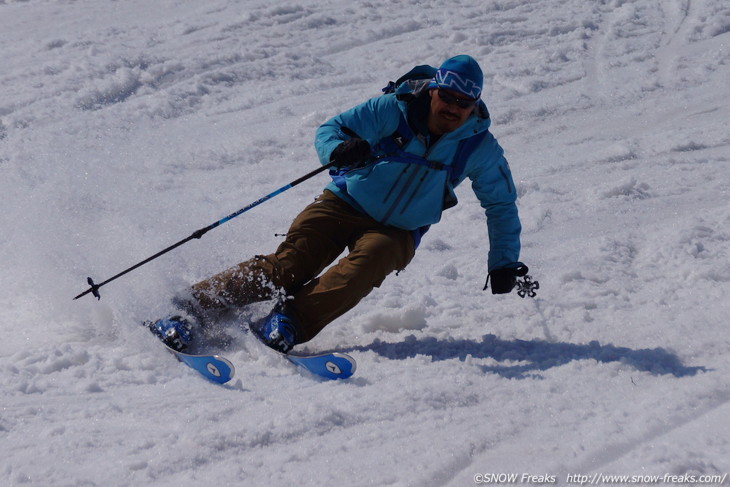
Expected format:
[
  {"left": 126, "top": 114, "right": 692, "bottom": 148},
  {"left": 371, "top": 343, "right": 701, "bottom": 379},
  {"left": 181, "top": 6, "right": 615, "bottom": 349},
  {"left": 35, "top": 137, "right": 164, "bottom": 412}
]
[{"left": 314, "top": 90, "right": 521, "bottom": 271}]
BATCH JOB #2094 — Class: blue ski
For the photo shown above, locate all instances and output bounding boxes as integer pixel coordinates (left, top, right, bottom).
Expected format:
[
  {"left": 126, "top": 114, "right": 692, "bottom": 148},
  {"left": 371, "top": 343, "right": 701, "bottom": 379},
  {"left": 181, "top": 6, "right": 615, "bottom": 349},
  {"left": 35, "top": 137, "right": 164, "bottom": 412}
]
[
  {"left": 248, "top": 324, "right": 356, "bottom": 379},
  {"left": 286, "top": 351, "right": 357, "bottom": 380},
  {"left": 246, "top": 320, "right": 356, "bottom": 379},
  {"left": 163, "top": 344, "right": 235, "bottom": 384}
]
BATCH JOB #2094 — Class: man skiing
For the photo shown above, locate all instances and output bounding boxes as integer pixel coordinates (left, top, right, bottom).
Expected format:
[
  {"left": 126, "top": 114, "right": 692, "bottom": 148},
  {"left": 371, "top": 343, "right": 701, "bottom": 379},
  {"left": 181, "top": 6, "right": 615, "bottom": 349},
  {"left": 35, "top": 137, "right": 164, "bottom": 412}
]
[{"left": 151, "top": 55, "right": 528, "bottom": 354}]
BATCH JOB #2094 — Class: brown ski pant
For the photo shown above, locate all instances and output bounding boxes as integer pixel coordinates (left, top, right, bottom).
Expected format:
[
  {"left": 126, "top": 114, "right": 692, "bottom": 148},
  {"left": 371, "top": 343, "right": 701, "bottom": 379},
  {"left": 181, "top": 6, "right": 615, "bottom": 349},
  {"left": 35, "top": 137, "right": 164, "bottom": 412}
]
[{"left": 191, "top": 190, "right": 416, "bottom": 342}]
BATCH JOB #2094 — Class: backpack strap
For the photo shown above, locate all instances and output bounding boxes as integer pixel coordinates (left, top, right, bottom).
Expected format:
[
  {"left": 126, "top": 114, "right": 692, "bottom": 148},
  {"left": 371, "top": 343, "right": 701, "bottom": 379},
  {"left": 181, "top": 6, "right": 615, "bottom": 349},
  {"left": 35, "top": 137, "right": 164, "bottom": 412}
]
[
  {"left": 449, "top": 130, "right": 488, "bottom": 185},
  {"left": 373, "top": 115, "right": 450, "bottom": 172},
  {"left": 374, "top": 109, "right": 487, "bottom": 178},
  {"left": 375, "top": 114, "right": 414, "bottom": 153}
]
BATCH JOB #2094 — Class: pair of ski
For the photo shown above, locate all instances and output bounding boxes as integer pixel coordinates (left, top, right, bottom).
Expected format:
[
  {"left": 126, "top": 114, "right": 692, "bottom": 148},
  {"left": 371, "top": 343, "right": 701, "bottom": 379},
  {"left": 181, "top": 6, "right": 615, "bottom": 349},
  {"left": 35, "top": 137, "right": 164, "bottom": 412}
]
[{"left": 157, "top": 326, "right": 356, "bottom": 385}]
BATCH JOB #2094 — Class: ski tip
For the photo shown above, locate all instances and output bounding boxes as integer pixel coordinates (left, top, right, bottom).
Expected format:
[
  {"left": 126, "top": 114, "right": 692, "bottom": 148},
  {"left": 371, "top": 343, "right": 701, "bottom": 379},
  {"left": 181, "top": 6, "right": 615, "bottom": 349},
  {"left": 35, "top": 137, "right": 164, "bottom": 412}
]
[
  {"left": 206, "top": 355, "right": 236, "bottom": 383},
  {"left": 332, "top": 352, "right": 357, "bottom": 375},
  {"left": 171, "top": 348, "right": 236, "bottom": 384},
  {"left": 287, "top": 352, "right": 356, "bottom": 380}
]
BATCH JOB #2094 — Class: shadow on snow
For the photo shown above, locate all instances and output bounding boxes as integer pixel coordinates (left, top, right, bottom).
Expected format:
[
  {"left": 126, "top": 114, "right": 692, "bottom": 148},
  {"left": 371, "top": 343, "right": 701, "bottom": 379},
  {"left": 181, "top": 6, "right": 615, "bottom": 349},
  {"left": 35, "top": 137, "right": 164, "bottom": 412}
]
[{"left": 346, "top": 334, "right": 706, "bottom": 379}]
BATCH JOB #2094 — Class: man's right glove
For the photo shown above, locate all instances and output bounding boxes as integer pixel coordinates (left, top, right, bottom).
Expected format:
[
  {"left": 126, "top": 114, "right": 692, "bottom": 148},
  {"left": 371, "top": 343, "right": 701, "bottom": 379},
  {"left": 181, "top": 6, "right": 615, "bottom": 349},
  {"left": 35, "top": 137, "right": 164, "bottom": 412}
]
[
  {"left": 330, "top": 138, "right": 371, "bottom": 169},
  {"left": 484, "top": 263, "right": 529, "bottom": 294}
]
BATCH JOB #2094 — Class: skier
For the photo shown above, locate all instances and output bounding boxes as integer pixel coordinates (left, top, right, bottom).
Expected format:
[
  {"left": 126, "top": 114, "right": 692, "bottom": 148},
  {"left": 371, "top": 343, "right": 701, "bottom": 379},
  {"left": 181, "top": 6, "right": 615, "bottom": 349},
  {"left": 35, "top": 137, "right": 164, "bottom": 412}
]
[{"left": 151, "top": 55, "right": 528, "bottom": 354}]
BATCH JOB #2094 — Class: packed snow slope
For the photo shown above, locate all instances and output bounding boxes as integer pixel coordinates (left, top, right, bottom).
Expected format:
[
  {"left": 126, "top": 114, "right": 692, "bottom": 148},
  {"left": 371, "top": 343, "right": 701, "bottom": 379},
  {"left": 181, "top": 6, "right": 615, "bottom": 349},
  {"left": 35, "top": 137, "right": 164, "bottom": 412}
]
[{"left": 1, "top": 0, "right": 729, "bottom": 486}]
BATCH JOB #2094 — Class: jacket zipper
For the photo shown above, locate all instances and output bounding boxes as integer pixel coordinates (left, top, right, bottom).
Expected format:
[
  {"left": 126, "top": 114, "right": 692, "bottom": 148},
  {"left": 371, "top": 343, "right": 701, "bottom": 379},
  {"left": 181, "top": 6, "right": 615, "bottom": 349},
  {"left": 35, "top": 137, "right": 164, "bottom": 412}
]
[
  {"left": 382, "top": 165, "right": 423, "bottom": 223},
  {"left": 400, "top": 167, "right": 430, "bottom": 215},
  {"left": 383, "top": 165, "right": 409, "bottom": 203}
]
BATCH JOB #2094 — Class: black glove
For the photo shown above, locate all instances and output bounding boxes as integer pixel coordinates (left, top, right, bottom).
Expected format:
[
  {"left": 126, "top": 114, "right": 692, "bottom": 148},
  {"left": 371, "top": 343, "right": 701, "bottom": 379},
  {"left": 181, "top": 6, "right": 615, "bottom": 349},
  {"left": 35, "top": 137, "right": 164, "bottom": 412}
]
[
  {"left": 330, "top": 138, "right": 371, "bottom": 169},
  {"left": 484, "top": 263, "right": 529, "bottom": 294}
]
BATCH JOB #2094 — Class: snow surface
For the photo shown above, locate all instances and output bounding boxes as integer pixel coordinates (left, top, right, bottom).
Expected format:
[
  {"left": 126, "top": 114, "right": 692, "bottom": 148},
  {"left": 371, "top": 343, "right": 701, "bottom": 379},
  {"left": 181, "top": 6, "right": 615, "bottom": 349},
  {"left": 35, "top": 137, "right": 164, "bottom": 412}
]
[{"left": 1, "top": 0, "right": 729, "bottom": 486}]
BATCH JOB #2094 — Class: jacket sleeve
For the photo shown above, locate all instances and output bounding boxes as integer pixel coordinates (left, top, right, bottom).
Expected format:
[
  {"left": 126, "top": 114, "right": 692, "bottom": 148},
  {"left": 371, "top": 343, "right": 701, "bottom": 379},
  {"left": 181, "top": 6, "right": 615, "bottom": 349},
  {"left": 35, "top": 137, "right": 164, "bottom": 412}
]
[
  {"left": 314, "top": 94, "right": 401, "bottom": 165},
  {"left": 466, "top": 133, "right": 522, "bottom": 271}
]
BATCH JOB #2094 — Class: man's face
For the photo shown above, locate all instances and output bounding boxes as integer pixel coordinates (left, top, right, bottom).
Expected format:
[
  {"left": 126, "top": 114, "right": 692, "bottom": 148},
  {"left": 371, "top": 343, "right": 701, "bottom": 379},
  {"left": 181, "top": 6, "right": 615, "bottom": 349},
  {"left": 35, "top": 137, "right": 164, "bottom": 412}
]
[{"left": 427, "top": 88, "right": 476, "bottom": 135}]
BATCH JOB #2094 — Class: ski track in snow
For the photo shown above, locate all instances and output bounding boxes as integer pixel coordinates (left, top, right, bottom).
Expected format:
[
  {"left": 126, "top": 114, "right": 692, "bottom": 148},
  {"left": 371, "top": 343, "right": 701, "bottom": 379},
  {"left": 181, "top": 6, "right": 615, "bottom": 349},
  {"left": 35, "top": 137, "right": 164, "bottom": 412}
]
[{"left": 1, "top": 0, "right": 729, "bottom": 486}]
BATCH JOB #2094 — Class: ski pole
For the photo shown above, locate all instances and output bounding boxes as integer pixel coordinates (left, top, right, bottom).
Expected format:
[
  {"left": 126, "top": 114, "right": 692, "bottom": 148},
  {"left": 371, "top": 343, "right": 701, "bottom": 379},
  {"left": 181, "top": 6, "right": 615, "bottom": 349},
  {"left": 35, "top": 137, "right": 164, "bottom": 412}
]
[{"left": 74, "top": 160, "right": 337, "bottom": 301}]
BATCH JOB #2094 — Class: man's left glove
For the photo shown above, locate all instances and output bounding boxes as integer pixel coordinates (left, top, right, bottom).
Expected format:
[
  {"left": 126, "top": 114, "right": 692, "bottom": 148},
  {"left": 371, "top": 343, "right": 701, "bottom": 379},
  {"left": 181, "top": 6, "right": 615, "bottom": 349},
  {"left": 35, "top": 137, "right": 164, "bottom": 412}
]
[{"left": 484, "top": 263, "right": 529, "bottom": 294}]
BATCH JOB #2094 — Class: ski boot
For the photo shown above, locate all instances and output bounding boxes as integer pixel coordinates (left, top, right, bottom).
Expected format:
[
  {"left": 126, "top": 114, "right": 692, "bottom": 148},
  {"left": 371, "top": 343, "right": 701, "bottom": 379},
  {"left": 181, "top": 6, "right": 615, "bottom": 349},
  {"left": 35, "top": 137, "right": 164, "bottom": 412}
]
[
  {"left": 148, "top": 315, "right": 194, "bottom": 352},
  {"left": 254, "top": 310, "right": 299, "bottom": 354}
]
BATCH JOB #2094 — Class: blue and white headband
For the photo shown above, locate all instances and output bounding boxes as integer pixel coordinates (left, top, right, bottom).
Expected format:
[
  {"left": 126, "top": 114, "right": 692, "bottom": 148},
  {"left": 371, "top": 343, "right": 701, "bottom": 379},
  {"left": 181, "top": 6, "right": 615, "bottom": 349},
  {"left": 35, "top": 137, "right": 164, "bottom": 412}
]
[{"left": 433, "top": 69, "right": 482, "bottom": 99}]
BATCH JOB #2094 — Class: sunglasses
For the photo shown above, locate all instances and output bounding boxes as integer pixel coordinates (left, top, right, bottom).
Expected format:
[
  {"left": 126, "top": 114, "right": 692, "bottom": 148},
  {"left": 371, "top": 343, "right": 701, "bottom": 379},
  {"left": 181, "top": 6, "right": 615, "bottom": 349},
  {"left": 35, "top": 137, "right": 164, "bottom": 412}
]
[{"left": 436, "top": 88, "right": 478, "bottom": 109}]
